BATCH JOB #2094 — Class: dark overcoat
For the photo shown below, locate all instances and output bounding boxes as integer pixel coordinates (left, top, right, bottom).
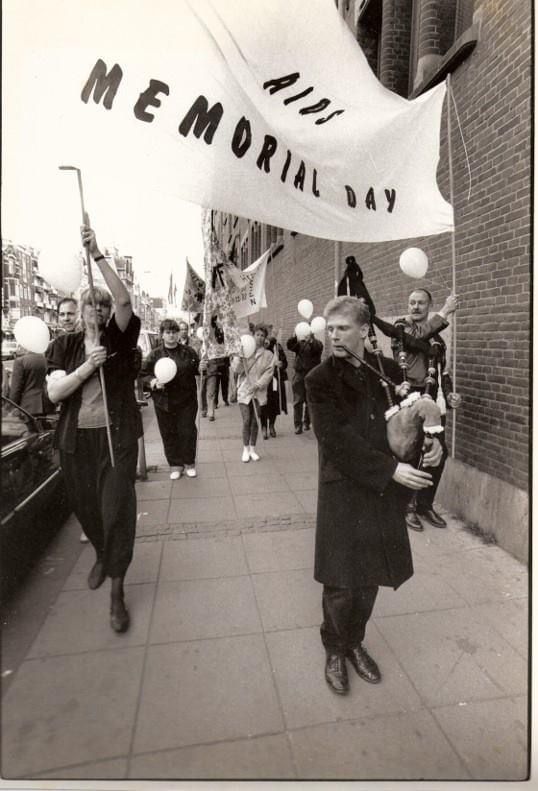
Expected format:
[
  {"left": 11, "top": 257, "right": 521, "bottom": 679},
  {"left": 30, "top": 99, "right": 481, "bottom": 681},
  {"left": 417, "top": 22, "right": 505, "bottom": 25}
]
[{"left": 305, "top": 354, "right": 413, "bottom": 590}]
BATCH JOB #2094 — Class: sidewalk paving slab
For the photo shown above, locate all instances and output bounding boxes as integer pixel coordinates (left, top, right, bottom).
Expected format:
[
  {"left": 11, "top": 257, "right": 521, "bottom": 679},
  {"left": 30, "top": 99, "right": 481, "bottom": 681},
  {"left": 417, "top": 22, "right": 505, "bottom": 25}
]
[{"left": 1, "top": 399, "right": 529, "bottom": 782}]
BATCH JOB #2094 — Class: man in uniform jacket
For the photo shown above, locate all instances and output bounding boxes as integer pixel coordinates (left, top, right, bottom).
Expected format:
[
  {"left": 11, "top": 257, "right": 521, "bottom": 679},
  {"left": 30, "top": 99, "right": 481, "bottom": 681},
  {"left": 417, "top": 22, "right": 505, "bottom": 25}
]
[
  {"left": 305, "top": 296, "right": 442, "bottom": 695},
  {"left": 393, "top": 288, "right": 457, "bottom": 531}
]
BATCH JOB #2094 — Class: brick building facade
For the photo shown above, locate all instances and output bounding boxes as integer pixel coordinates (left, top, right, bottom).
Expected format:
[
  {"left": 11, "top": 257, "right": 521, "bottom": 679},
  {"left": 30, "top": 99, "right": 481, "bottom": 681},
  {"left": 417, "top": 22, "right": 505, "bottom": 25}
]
[{"left": 211, "top": 0, "right": 531, "bottom": 561}]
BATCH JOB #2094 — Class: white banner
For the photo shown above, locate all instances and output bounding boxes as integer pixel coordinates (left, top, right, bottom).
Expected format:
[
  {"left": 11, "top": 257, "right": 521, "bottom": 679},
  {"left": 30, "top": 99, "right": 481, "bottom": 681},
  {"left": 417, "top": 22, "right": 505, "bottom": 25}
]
[
  {"left": 6, "top": 0, "right": 453, "bottom": 244},
  {"left": 228, "top": 250, "right": 269, "bottom": 318}
]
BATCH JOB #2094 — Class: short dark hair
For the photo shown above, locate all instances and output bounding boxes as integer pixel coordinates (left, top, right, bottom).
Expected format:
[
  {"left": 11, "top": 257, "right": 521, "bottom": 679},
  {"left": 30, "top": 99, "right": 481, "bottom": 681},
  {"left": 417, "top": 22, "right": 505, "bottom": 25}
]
[
  {"left": 254, "top": 323, "right": 268, "bottom": 338},
  {"left": 409, "top": 288, "right": 432, "bottom": 304},
  {"left": 57, "top": 297, "right": 78, "bottom": 312},
  {"left": 160, "top": 319, "right": 180, "bottom": 334},
  {"left": 323, "top": 295, "right": 370, "bottom": 325}
]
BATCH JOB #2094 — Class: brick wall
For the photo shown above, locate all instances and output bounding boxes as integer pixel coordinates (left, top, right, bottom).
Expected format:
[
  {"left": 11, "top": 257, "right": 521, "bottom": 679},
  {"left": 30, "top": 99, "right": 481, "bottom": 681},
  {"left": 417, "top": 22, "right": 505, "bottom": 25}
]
[{"left": 216, "top": 0, "right": 531, "bottom": 493}]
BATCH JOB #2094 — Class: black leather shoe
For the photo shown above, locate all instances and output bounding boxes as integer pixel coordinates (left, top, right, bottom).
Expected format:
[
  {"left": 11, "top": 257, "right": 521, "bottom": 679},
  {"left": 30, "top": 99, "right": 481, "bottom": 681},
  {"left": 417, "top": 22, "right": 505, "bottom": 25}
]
[
  {"left": 346, "top": 645, "right": 381, "bottom": 684},
  {"left": 303, "top": 423, "right": 310, "bottom": 431},
  {"left": 295, "top": 426, "right": 303, "bottom": 435},
  {"left": 110, "top": 598, "right": 130, "bottom": 633},
  {"left": 88, "top": 560, "right": 106, "bottom": 590},
  {"left": 325, "top": 653, "right": 349, "bottom": 695},
  {"left": 263, "top": 428, "right": 269, "bottom": 439},
  {"left": 269, "top": 425, "right": 276, "bottom": 438},
  {"left": 417, "top": 507, "right": 447, "bottom": 528},
  {"left": 406, "top": 510, "right": 424, "bottom": 532}
]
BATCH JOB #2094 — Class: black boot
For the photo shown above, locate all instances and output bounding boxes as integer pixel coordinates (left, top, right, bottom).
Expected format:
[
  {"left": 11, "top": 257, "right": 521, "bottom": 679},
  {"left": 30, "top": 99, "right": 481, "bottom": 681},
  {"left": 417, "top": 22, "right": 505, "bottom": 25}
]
[{"left": 110, "top": 577, "right": 130, "bottom": 633}]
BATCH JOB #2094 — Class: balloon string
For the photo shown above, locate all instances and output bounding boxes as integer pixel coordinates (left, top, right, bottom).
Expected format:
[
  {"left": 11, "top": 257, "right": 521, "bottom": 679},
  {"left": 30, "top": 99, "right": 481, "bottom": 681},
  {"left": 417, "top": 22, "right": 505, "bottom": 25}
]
[{"left": 450, "top": 87, "right": 472, "bottom": 202}]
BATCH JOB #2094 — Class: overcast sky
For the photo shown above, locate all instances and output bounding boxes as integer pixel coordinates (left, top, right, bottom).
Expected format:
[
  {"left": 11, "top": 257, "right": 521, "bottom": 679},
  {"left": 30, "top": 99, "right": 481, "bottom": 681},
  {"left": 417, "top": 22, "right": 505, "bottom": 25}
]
[{"left": 2, "top": 0, "right": 206, "bottom": 301}]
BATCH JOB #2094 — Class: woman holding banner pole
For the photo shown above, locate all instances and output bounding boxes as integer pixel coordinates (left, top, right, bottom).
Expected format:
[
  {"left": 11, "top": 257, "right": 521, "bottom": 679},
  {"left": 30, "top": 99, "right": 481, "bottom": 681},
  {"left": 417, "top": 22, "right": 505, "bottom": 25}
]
[
  {"left": 46, "top": 226, "right": 142, "bottom": 634},
  {"left": 231, "top": 324, "right": 274, "bottom": 462}
]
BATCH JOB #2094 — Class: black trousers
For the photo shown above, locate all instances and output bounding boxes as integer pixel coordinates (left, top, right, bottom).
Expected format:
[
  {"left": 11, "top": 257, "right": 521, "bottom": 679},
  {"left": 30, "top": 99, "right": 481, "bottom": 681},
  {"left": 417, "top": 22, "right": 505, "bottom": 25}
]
[
  {"left": 155, "top": 402, "right": 197, "bottom": 467},
  {"left": 321, "top": 585, "right": 379, "bottom": 653},
  {"left": 292, "top": 373, "right": 310, "bottom": 428},
  {"left": 61, "top": 429, "right": 138, "bottom": 578}
]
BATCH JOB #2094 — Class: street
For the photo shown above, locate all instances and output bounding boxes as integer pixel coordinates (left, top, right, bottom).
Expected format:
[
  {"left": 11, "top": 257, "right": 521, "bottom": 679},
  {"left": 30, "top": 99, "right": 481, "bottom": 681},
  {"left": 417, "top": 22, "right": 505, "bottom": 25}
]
[{"left": 0, "top": 398, "right": 528, "bottom": 781}]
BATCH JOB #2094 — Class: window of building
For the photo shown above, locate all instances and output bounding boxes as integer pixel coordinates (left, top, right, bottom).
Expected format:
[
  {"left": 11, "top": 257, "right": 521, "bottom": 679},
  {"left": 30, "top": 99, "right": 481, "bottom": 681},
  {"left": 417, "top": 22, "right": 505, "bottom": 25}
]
[{"left": 357, "top": 0, "right": 476, "bottom": 98}]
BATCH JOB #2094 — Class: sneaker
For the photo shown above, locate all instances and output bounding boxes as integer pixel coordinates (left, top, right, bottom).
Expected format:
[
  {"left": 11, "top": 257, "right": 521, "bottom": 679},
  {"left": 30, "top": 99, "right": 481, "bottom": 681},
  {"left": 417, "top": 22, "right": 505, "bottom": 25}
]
[
  {"left": 241, "top": 448, "right": 250, "bottom": 463},
  {"left": 170, "top": 467, "right": 182, "bottom": 480},
  {"left": 185, "top": 466, "right": 197, "bottom": 478},
  {"left": 249, "top": 447, "right": 260, "bottom": 461},
  {"left": 80, "top": 532, "right": 90, "bottom": 544}
]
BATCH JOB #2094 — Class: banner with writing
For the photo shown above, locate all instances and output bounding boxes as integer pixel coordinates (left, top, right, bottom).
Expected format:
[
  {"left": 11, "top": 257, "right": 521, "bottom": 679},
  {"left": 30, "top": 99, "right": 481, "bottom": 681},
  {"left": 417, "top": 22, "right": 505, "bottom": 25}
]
[
  {"left": 228, "top": 249, "right": 269, "bottom": 318},
  {"left": 201, "top": 216, "right": 242, "bottom": 360},
  {"left": 9, "top": 0, "right": 453, "bottom": 243}
]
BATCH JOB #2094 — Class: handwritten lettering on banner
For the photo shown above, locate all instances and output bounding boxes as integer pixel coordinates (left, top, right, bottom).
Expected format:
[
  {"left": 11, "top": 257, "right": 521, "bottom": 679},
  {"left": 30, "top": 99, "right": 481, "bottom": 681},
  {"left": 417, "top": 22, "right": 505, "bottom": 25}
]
[{"left": 81, "top": 61, "right": 397, "bottom": 217}]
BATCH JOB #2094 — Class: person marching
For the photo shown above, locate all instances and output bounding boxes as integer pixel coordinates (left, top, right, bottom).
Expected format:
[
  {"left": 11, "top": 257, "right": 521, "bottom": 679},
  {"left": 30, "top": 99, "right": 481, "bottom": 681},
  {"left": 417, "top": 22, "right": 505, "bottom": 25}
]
[
  {"left": 261, "top": 332, "right": 288, "bottom": 439},
  {"left": 47, "top": 226, "right": 142, "bottom": 634},
  {"left": 393, "top": 288, "right": 458, "bottom": 531},
  {"left": 287, "top": 328, "right": 323, "bottom": 434},
  {"left": 306, "top": 296, "right": 442, "bottom": 695},
  {"left": 142, "top": 319, "right": 200, "bottom": 479},
  {"left": 231, "top": 323, "right": 274, "bottom": 462}
]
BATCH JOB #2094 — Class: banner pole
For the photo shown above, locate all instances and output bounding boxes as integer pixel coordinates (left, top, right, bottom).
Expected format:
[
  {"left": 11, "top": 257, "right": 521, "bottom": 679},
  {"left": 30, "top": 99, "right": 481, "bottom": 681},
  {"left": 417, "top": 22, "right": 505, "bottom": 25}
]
[
  {"left": 59, "top": 165, "right": 115, "bottom": 468},
  {"left": 446, "top": 74, "right": 457, "bottom": 459},
  {"left": 333, "top": 0, "right": 346, "bottom": 297}
]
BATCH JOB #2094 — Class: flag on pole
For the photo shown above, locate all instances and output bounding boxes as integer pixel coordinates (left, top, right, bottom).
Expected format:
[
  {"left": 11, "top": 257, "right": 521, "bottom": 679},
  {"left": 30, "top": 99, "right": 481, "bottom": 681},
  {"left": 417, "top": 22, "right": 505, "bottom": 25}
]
[
  {"left": 11, "top": 0, "right": 454, "bottom": 246},
  {"left": 227, "top": 249, "right": 269, "bottom": 318},
  {"left": 181, "top": 259, "right": 206, "bottom": 312},
  {"left": 201, "top": 213, "right": 242, "bottom": 360}
]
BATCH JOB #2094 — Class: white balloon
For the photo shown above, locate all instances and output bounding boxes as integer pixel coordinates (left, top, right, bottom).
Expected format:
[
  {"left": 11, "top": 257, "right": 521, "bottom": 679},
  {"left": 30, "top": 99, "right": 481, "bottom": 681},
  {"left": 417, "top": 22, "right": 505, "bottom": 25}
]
[
  {"left": 399, "top": 248, "right": 429, "bottom": 279},
  {"left": 38, "top": 246, "right": 83, "bottom": 293},
  {"left": 196, "top": 327, "right": 205, "bottom": 340},
  {"left": 295, "top": 321, "right": 311, "bottom": 341},
  {"left": 240, "top": 334, "right": 256, "bottom": 358},
  {"left": 310, "top": 316, "right": 326, "bottom": 334},
  {"left": 14, "top": 316, "right": 50, "bottom": 354},
  {"left": 297, "top": 299, "right": 314, "bottom": 319},
  {"left": 154, "top": 357, "right": 177, "bottom": 384}
]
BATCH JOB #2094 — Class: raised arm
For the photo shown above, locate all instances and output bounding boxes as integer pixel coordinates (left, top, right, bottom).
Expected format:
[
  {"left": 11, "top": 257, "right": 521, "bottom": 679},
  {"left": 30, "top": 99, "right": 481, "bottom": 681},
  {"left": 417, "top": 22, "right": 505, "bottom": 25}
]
[{"left": 81, "top": 226, "right": 132, "bottom": 332}]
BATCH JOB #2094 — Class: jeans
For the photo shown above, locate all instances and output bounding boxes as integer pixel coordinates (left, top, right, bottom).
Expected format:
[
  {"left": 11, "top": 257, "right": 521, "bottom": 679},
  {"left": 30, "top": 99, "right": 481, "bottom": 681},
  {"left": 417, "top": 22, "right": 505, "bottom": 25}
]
[{"left": 239, "top": 401, "right": 259, "bottom": 445}]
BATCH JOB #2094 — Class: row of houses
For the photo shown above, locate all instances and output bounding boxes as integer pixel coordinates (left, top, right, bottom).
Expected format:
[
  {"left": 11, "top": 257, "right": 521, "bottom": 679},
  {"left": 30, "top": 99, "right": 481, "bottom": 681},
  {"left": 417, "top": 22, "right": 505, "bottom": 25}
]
[{"left": 2, "top": 239, "right": 162, "bottom": 336}]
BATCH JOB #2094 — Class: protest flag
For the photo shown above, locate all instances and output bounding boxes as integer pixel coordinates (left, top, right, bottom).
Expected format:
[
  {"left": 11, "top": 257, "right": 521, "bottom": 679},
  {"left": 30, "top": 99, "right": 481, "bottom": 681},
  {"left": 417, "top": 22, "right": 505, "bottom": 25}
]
[{"left": 181, "top": 259, "right": 206, "bottom": 313}]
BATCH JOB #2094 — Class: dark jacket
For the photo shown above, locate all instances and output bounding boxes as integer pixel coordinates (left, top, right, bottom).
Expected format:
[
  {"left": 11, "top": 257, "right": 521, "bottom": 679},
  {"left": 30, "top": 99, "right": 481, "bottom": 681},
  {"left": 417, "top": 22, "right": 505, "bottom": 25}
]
[
  {"left": 46, "top": 314, "right": 143, "bottom": 453},
  {"left": 142, "top": 343, "right": 199, "bottom": 412},
  {"left": 286, "top": 335, "right": 323, "bottom": 376},
  {"left": 305, "top": 354, "right": 413, "bottom": 590},
  {"left": 9, "top": 352, "right": 52, "bottom": 415}
]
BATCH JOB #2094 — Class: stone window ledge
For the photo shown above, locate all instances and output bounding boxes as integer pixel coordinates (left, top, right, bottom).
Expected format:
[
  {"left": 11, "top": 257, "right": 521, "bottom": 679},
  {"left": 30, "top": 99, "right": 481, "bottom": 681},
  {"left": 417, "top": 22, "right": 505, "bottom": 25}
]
[{"left": 410, "top": 24, "right": 479, "bottom": 98}]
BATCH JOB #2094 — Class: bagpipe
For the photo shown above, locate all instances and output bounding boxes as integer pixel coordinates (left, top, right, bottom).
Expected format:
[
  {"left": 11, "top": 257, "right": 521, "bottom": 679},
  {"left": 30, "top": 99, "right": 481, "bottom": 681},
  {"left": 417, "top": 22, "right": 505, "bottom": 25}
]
[{"left": 337, "top": 256, "right": 460, "bottom": 463}]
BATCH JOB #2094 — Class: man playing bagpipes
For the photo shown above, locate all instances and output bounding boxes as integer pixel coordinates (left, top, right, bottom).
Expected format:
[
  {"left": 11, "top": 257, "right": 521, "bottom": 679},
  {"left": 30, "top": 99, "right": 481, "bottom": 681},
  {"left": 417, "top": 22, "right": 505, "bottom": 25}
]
[
  {"left": 393, "top": 288, "right": 458, "bottom": 531},
  {"left": 338, "top": 256, "right": 459, "bottom": 533},
  {"left": 305, "top": 295, "right": 444, "bottom": 695}
]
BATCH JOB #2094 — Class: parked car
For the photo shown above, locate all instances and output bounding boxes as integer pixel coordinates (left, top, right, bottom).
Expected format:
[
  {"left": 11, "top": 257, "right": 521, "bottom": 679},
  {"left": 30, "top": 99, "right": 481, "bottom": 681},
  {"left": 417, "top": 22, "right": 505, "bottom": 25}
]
[
  {"left": 1, "top": 396, "right": 69, "bottom": 599},
  {"left": 1, "top": 340, "right": 18, "bottom": 361},
  {"left": 138, "top": 329, "right": 159, "bottom": 364},
  {"left": 137, "top": 329, "right": 159, "bottom": 395}
]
